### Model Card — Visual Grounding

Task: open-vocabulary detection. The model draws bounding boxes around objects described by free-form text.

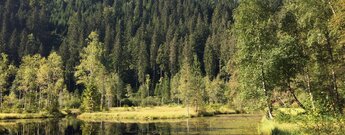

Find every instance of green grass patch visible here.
[300,114,345,135]
[258,116,300,135]
[277,108,305,116]
[259,108,345,134]
[78,106,197,121]
[204,104,237,115]
[77,105,237,121]
[0,113,54,120]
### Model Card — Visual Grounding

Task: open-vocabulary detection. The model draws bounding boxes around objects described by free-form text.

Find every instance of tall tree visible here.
[60,11,84,91]
[290,0,343,114]
[234,0,280,119]
[75,32,106,112]
[36,52,64,113]
[169,33,179,75]
[179,55,204,115]
[0,53,15,109]
[12,55,41,112]
[204,35,217,79]
[105,72,122,109]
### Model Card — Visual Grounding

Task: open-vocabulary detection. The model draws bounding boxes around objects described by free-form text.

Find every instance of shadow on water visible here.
[0,114,262,135]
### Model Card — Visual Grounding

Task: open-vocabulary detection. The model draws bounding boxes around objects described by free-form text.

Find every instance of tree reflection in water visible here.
[0,114,261,135]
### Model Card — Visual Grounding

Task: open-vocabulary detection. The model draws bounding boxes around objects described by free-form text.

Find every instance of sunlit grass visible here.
[258,108,304,135]
[78,105,238,121]
[277,108,305,116]
[258,116,300,135]
[0,113,52,120]
[204,105,237,115]
[78,106,198,121]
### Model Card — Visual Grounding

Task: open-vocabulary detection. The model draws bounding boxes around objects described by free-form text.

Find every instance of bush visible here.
[120,98,134,106]
[1,94,21,113]
[301,115,345,135]
[59,90,81,109]
[275,111,294,122]
[275,108,305,123]
[128,98,141,106]
[140,97,161,107]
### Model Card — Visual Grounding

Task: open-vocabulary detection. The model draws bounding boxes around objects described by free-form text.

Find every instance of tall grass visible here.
[258,117,300,135]
[78,106,197,121]
[78,105,238,121]
[0,113,53,120]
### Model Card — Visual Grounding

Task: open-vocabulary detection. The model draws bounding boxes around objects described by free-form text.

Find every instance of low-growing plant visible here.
[140,97,161,107]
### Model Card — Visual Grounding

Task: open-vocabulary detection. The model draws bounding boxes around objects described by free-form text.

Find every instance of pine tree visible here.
[179,55,204,114]
[8,29,19,63]
[169,33,179,75]
[105,73,122,109]
[204,36,217,79]
[0,53,16,109]
[60,11,84,91]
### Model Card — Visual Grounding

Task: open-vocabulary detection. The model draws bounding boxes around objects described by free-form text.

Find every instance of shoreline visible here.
[0,113,55,120]
[77,106,237,121]
[0,106,238,121]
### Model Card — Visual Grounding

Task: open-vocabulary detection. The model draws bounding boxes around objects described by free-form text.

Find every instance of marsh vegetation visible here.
[0,0,345,134]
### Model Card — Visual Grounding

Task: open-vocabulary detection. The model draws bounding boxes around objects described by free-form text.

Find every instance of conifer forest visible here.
[0,0,345,134]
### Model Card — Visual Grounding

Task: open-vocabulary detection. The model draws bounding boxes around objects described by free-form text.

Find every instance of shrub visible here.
[140,97,161,107]
[120,98,134,106]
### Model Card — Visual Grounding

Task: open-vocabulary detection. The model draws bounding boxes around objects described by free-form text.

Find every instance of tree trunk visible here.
[260,56,273,119]
[24,93,27,110]
[153,66,156,95]
[262,69,273,119]
[46,92,49,110]
[305,70,315,110]
[101,92,104,111]
[38,91,41,109]
[187,96,190,117]
[287,82,305,109]
[0,91,2,109]
[187,102,190,117]
[277,96,286,107]
[195,100,198,113]
[326,33,342,114]
[101,75,105,111]
[19,91,23,108]
[107,95,111,109]
[186,118,190,133]
[262,76,272,116]
[259,44,273,119]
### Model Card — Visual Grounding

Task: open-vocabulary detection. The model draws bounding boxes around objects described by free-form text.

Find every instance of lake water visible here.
[0,114,262,135]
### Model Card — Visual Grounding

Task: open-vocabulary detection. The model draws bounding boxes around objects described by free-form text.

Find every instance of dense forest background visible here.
[0,0,344,116]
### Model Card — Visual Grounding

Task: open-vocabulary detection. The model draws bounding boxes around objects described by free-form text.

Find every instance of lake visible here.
[0,114,262,135]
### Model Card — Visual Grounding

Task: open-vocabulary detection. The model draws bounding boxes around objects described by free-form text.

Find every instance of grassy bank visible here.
[0,113,54,120]
[258,117,300,135]
[78,106,197,121]
[258,108,304,134]
[257,108,345,135]
[78,105,237,121]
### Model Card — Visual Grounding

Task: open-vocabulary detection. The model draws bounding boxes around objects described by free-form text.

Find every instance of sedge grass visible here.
[78,106,197,121]
[0,113,53,120]
[78,105,236,121]
[258,116,300,135]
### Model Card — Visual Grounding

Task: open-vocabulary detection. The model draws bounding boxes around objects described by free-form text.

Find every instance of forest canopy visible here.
[0,0,344,117]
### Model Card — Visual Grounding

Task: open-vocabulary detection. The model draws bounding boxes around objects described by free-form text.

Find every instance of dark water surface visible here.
[0,114,261,135]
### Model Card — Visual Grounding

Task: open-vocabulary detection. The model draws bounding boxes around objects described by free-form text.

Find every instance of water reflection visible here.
[0,114,261,135]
